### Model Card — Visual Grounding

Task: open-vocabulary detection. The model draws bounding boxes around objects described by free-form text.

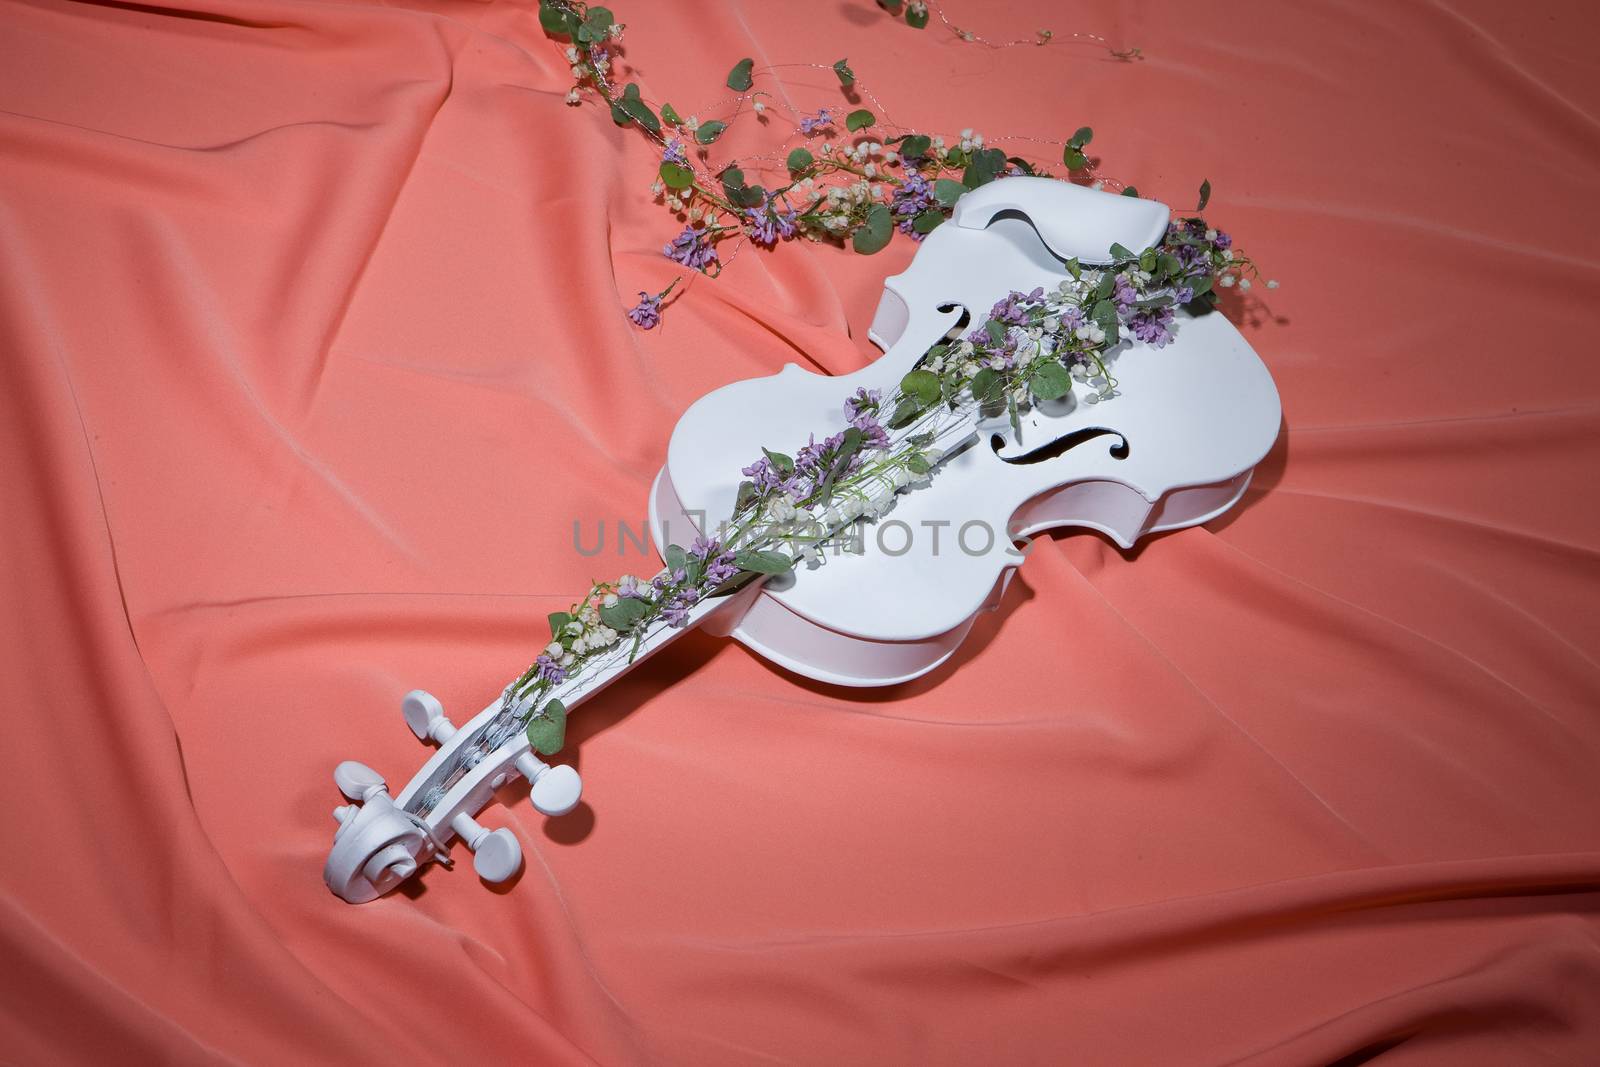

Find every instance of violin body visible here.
[652,177,1281,686]
[324,177,1280,903]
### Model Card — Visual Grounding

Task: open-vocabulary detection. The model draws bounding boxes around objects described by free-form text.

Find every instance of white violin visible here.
[324,177,1281,903]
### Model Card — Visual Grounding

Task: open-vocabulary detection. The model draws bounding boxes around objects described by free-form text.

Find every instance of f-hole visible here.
[911,303,972,371]
[990,428,1131,464]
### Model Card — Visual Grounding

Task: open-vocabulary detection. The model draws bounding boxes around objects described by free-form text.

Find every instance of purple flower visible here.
[744,206,777,246]
[1170,284,1194,305]
[704,551,739,586]
[662,139,689,166]
[689,535,720,559]
[891,172,936,238]
[627,290,663,329]
[660,587,701,627]
[843,387,882,421]
[618,575,646,598]
[1129,306,1176,348]
[798,107,834,135]
[1057,304,1086,330]
[663,226,719,271]
[1213,230,1233,251]
[741,456,783,491]
[1113,274,1139,310]
[535,653,566,685]
[988,287,1043,326]
[774,207,799,240]
[850,412,890,450]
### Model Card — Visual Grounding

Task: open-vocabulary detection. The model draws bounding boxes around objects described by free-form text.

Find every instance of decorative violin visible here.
[323,177,1281,903]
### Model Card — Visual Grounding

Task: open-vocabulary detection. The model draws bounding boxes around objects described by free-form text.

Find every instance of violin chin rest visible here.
[952,176,1171,264]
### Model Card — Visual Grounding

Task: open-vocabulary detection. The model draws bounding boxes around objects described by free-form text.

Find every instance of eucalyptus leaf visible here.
[695,120,727,145]
[665,544,686,572]
[548,611,570,641]
[526,699,567,755]
[617,91,660,134]
[733,549,795,575]
[833,58,855,86]
[962,147,1007,188]
[901,369,941,404]
[599,597,648,631]
[933,178,968,207]
[1062,146,1087,170]
[1068,126,1093,149]
[659,161,693,189]
[907,453,931,474]
[727,58,754,92]
[985,319,1008,345]
[1196,178,1212,212]
[786,147,814,174]
[970,368,1002,404]
[1109,242,1134,262]
[538,1,579,36]
[846,109,875,132]
[911,208,943,235]
[887,397,926,429]
[1029,361,1073,401]
[762,447,795,475]
[1121,185,1140,198]
[906,3,928,27]
[851,203,893,255]
[661,102,682,126]
[900,134,931,158]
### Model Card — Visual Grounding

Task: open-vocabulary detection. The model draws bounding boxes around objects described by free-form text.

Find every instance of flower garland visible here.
[535,1,1226,330]
[503,219,1258,759]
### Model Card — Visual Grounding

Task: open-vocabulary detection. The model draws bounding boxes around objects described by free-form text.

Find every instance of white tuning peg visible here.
[402,689,456,745]
[449,813,522,883]
[334,760,389,802]
[515,753,583,817]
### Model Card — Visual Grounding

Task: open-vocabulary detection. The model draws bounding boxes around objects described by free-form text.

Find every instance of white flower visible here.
[768,497,797,523]
[1219,274,1235,287]
[545,642,562,658]
[753,101,766,113]
[1205,228,1217,241]
[572,633,590,654]
[565,88,581,106]
[863,163,877,178]
[1070,363,1088,380]
[1075,322,1106,345]
[841,497,865,521]
[570,65,585,79]
[579,604,600,626]
[560,651,576,666]
[563,621,584,637]
[565,46,579,62]
[608,23,623,40]
[1266,279,1280,289]
[925,447,944,464]
[1238,278,1252,291]
[1222,249,1234,262]
[593,625,619,647]
[890,467,911,489]
[686,115,700,130]
[650,179,664,196]
[602,592,619,607]
[1090,180,1105,191]
[883,150,898,165]
[870,492,894,515]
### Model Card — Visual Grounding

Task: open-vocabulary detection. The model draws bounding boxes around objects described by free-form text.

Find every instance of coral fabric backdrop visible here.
[3,0,1599,1062]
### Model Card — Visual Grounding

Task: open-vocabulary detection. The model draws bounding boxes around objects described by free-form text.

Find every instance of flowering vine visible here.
[536,1,1198,329]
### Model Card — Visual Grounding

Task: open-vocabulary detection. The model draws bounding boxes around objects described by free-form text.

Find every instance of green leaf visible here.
[1068,126,1093,149]
[610,101,630,126]
[1121,186,1140,198]
[833,58,855,87]
[1091,298,1119,332]
[1007,156,1036,176]
[901,369,941,404]
[1029,361,1073,400]
[1139,247,1157,272]
[695,120,727,145]
[851,202,893,255]
[876,0,904,12]
[906,453,931,474]
[1196,178,1211,212]
[1062,146,1087,170]
[659,161,693,189]
[911,208,944,235]
[985,319,1008,345]
[886,397,926,429]
[786,147,814,174]
[727,58,754,91]
[735,480,759,513]
[962,147,1007,188]
[970,368,1003,404]
[846,109,875,132]
[538,1,580,36]
[599,596,649,631]
[526,699,567,755]
[665,544,686,572]
[933,178,968,207]
[616,89,660,134]
[1065,257,1082,280]
[906,3,929,27]
[733,549,794,575]
[548,611,571,641]
[1109,242,1134,262]
[900,134,931,158]
[1187,274,1214,301]
[762,447,795,475]
[661,102,682,126]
